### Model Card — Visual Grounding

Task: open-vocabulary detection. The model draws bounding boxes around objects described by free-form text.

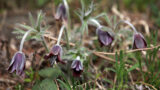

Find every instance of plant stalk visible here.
[57,25,65,45]
[64,28,70,49]
[89,18,102,28]
[89,18,102,34]
[19,30,32,52]
[115,20,138,33]
[41,36,49,52]
[63,0,71,49]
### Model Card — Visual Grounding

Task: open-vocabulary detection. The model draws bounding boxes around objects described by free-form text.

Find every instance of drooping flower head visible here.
[97,28,114,47]
[8,51,25,77]
[133,33,147,49]
[55,3,67,24]
[71,56,83,77]
[44,45,65,65]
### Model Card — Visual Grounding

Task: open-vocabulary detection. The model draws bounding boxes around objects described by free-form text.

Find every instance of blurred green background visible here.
[0,0,159,11]
[0,0,159,27]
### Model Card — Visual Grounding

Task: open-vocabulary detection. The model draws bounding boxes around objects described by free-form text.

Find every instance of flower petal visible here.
[98,29,114,46]
[8,52,26,77]
[51,45,62,55]
[133,33,147,49]
[71,60,78,69]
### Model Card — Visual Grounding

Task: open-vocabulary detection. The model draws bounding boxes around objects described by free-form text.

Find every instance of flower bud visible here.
[8,51,25,77]
[133,33,147,49]
[44,45,65,65]
[55,3,67,23]
[71,58,83,77]
[97,28,114,47]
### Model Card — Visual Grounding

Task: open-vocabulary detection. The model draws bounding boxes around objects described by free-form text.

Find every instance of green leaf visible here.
[81,0,85,13]
[36,11,45,30]
[24,78,32,82]
[104,67,116,72]
[37,0,50,7]
[104,78,113,85]
[41,25,50,31]
[127,63,139,72]
[53,0,62,6]
[13,27,26,35]
[57,79,71,90]
[29,12,35,27]
[95,12,112,27]
[80,21,87,35]
[17,24,37,31]
[32,79,57,90]
[38,67,61,79]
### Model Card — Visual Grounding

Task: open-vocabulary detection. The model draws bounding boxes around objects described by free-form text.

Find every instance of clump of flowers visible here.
[8,0,148,82]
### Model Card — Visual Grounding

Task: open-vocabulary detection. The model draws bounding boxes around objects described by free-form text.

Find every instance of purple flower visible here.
[71,59,83,77]
[44,45,65,65]
[133,33,147,49]
[97,28,114,47]
[55,3,67,23]
[8,51,25,77]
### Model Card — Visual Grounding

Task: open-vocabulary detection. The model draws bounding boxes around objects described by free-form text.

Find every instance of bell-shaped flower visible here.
[71,57,83,77]
[133,33,147,49]
[8,51,25,77]
[44,45,65,65]
[55,3,67,23]
[97,28,114,47]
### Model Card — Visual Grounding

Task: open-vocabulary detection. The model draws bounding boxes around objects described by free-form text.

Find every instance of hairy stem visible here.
[89,18,102,28]
[89,18,102,34]
[63,0,71,49]
[64,28,70,49]
[63,0,71,28]
[57,25,65,45]
[19,30,32,52]
[115,20,138,33]
[41,36,49,52]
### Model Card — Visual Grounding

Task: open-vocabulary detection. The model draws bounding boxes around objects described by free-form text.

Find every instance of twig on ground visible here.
[135,82,157,90]
[55,80,59,90]
[95,45,160,55]
[0,78,16,84]
[91,50,147,72]
[44,34,75,46]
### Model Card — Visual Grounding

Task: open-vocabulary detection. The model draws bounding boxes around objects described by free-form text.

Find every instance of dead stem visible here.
[95,45,160,55]
[136,82,157,90]
[55,80,60,90]
[44,34,75,46]
[0,78,16,84]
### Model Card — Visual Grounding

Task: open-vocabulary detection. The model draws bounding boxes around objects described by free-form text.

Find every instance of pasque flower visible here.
[44,25,66,65]
[133,33,147,49]
[71,56,83,77]
[55,3,67,23]
[115,20,147,49]
[8,51,25,77]
[7,30,32,77]
[97,28,114,47]
[44,45,65,65]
